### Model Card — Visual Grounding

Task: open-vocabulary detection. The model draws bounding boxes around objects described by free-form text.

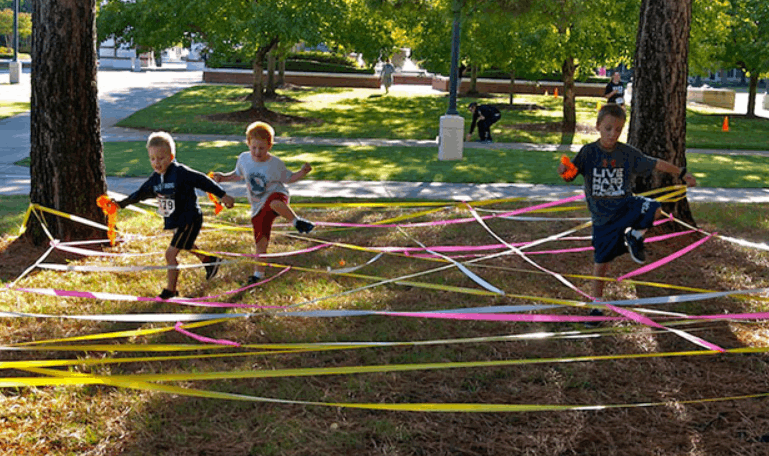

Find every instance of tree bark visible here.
[508,69,515,105]
[747,72,758,118]
[265,50,276,98]
[249,37,278,110]
[27,0,106,245]
[628,0,695,225]
[561,56,576,130]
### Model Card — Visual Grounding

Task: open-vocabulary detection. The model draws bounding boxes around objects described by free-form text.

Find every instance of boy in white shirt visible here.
[212,121,314,284]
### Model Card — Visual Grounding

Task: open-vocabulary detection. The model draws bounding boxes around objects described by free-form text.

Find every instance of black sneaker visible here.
[247,274,263,285]
[158,288,178,300]
[204,256,221,280]
[294,218,315,234]
[624,230,646,264]
[585,308,604,328]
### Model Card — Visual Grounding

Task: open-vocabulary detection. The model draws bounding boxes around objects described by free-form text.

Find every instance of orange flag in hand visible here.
[207,172,224,215]
[96,195,119,246]
[560,155,578,180]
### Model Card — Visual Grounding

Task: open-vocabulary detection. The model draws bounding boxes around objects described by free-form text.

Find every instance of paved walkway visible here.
[2,68,769,202]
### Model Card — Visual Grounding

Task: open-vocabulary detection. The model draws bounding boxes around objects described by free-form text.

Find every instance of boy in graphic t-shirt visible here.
[212,121,314,284]
[557,104,696,301]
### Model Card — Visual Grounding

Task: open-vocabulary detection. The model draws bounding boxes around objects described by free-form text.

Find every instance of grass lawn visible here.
[116,85,615,145]
[91,140,769,188]
[1,196,768,455]
[0,101,29,120]
[115,85,769,150]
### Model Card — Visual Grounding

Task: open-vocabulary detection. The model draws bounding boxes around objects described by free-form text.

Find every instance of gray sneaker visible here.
[624,230,646,263]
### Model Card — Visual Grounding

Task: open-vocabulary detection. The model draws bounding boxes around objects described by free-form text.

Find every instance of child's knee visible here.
[165,247,179,264]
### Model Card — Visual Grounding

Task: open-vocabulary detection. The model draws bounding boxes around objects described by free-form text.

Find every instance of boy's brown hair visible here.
[146,131,176,159]
[246,121,275,146]
[597,103,626,126]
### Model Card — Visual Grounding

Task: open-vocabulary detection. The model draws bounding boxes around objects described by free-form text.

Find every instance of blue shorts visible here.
[592,196,660,264]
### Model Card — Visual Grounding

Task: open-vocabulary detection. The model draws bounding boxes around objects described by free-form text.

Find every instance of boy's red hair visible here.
[246,121,275,146]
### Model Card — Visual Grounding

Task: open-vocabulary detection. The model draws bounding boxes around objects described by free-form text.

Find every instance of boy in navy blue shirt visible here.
[113,132,235,299]
[558,104,696,300]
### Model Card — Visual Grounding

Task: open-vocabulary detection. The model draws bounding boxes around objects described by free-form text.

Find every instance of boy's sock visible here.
[294,218,315,234]
[630,229,646,239]
[247,271,265,285]
[203,255,221,280]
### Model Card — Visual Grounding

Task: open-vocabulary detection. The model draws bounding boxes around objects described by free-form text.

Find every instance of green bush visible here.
[207,50,373,74]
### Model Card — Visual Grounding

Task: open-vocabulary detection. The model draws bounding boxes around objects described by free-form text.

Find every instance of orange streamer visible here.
[96,195,118,246]
[559,155,578,180]
[207,172,224,215]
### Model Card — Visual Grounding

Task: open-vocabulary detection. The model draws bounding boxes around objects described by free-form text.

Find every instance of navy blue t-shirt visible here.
[117,161,227,230]
[571,141,657,226]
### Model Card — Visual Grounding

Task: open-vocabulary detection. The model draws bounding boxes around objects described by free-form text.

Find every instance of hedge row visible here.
[207,50,373,74]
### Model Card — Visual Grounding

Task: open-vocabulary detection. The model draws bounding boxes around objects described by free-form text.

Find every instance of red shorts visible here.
[251,192,289,243]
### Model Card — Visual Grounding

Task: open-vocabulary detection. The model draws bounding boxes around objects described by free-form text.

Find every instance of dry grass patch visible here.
[1,199,769,455]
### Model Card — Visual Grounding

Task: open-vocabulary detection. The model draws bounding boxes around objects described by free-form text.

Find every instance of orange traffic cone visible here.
[722,116,729,132]
[554,87,559,98]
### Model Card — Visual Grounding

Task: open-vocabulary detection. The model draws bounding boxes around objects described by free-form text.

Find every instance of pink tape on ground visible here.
[617,234,713,282]
[174,322,241,347]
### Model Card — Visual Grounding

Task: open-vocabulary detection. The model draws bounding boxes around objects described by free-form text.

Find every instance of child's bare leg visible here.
[269,199,298,223]
[165,246,181,292]
[592,262,609,300]
[254,236,270,277]
[189,244,209,262]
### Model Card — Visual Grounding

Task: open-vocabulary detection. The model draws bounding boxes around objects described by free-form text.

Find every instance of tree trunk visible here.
[508,69,515,105]
[747,72,758,118]
[265,50,276,98]
[278,57,286,87]
[249,38,278,110]
[27,0,106,245]
[561,56,576,131]
[628,0,694,225]
[469,65,478,94]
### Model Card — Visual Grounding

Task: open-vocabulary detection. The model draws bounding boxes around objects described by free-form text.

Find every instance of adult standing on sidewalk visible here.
[466,102,501,143]
[604,72,626,106]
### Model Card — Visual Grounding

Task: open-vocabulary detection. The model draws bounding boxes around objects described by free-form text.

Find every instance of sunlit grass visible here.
[0,101,29,120]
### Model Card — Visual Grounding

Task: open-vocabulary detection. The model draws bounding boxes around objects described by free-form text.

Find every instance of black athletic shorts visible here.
[169,213,203,250]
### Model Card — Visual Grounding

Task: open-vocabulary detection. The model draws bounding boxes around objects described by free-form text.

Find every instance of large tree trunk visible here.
[747,72,758,118]
[265,49,276,99]
[27,0,106,245]
[628,0,695,225]
[561,56,577,131]
[249,38,278,110]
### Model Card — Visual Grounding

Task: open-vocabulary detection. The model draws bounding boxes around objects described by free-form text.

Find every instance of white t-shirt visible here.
[234,152,293,218]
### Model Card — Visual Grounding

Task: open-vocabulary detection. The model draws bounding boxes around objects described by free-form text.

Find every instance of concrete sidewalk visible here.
[2,69,769,202]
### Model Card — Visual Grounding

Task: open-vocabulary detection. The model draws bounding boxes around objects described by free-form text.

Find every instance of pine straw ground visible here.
[1,199,769,456]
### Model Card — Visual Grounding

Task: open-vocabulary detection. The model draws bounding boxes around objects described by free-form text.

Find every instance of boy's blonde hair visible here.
[246,121,275,146]
[146,132,176,159]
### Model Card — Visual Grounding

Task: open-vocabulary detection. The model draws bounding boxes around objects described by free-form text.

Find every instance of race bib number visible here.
[157,195,176,217]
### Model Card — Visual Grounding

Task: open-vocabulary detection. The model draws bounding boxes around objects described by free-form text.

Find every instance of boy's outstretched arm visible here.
[655,160,697,187]
[287,163,312,184]
[211,171,243,183]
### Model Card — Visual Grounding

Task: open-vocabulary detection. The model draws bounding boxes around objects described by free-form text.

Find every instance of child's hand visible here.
[559,155,578,181]
[301,163,312,174]
[683,173,697,187]
[221,195,235,209]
